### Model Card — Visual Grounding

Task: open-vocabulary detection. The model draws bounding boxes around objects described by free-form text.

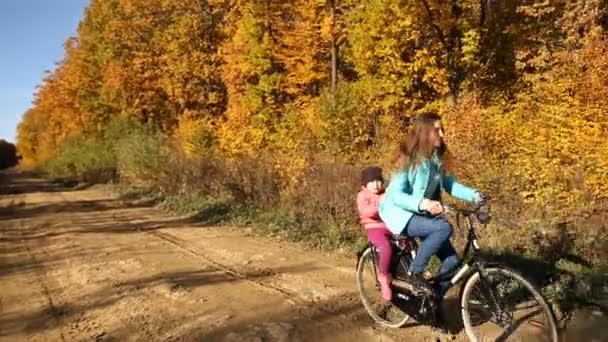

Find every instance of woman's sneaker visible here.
[377,273,393,301]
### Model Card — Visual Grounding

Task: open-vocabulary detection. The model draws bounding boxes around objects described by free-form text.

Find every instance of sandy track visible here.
[0,173,449,342]
[1,172,605,341]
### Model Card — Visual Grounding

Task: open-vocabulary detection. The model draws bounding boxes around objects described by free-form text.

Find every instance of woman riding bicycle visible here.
[360,113,558,340]
[379,112,485,292]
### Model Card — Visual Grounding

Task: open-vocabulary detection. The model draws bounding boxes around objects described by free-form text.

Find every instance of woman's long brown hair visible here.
[391,112,449,172]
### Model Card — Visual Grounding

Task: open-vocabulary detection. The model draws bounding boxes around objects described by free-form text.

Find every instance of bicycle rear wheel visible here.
[461,266,558,342]
[356,247,410,328]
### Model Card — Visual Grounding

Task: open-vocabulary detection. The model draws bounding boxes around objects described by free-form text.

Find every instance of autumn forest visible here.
[15,0,608,265]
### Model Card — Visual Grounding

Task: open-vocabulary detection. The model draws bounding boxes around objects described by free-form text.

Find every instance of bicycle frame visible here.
[446,207,507,320]
[425,206,491,289]
[363,238,417,284]
[362,203,492,294]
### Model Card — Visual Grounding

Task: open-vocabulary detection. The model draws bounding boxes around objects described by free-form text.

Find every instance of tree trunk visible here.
[447,0,463,99]
[330,0,338,93]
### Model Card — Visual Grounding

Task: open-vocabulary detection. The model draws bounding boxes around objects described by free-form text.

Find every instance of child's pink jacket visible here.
[356,187,390,230]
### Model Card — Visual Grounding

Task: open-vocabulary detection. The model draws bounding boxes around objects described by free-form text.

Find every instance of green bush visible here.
[43,135,115,182]
[41,117,166,184]
[114,126,167,190]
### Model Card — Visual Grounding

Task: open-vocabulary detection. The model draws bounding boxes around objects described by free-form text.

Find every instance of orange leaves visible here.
[273,0,331,98]
[13,0,608,223]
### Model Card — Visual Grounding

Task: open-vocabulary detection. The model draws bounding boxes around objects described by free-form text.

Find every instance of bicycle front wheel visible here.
[461,266,558,342]
[356,247,410,328]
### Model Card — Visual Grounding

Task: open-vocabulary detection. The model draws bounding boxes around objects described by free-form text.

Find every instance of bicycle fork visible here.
[476,265,510,325]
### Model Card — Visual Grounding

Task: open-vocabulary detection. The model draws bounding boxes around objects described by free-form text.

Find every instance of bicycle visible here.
[355,201,559,341]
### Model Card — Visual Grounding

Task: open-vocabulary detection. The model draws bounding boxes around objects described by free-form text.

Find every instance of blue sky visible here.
[0,0,89,143]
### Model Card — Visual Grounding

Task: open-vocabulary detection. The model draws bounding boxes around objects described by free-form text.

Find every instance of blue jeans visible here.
[403,215,460,278]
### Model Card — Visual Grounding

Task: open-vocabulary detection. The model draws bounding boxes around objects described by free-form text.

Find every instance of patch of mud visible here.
[563,308,608,342]
[53,258,143,288]
[243,253,269,265]
[66,313,109,342]
[155,282,191,300]
[223,322,299,342]
[276,273,344,302]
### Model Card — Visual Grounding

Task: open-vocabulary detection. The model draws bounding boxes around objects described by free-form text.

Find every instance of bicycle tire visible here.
[460,266,559,342]
[356,247,410,328]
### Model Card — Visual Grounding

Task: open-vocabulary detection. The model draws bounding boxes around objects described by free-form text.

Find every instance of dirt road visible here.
[0,172,605,341]
[0,172,450,342]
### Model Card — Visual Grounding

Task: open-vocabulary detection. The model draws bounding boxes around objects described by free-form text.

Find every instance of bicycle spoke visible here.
[461,268,558,342]
[496,308,545,341]
[356,248,410,328]
[467,286,493,326]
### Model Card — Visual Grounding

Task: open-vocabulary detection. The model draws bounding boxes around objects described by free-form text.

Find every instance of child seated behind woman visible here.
[356,166,393,301]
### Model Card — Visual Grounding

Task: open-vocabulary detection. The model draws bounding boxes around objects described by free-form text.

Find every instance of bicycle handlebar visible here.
[441,194,491,224]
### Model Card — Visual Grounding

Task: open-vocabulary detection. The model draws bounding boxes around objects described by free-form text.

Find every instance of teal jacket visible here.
[379,156,478,235]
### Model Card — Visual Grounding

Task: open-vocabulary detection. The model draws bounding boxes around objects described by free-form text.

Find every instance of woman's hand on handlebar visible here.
[474,192,489,207]
[420,199,444,215]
